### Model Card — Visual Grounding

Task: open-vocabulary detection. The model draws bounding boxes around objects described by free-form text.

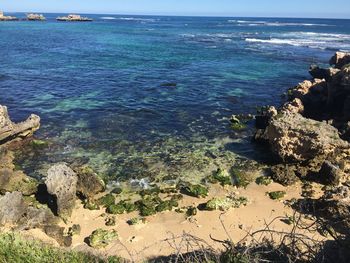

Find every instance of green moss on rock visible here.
[181,184,208,198]
[268,191,286,200]
[255,176,273,186]
[97,194,115,207]
[88,229,118,249]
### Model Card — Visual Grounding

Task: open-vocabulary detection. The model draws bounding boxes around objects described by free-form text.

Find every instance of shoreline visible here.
[1,51,350,262]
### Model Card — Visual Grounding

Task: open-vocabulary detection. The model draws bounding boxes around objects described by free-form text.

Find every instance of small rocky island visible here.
[0,11,18,21]
[26,13,45,21]
[56,14,93,22]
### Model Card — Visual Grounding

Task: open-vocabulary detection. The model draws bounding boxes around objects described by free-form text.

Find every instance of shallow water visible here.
[1,14,350,184]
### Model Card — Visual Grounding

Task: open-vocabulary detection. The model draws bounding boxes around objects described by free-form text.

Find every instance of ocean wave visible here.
[245,32,350,51]
[117,17,157,22]
[228,19,331,27]
[100,16,116,20]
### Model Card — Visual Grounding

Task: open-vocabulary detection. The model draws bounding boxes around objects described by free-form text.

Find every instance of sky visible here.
[1,0,350,18]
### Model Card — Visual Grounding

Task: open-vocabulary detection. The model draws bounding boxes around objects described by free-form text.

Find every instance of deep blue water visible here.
[1,14,350,184]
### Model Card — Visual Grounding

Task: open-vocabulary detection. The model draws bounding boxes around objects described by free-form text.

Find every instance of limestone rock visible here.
[330,51,350,69]
[0,105,40,145]
[0,192,26,226]
[75,166,105,200]
[45,164,78,218]
[319,161,342,185]
[280,98,304,114]
[44,225,72,247]
[0,151,38,196]
[267,112,348,162]
[270,164,300,186]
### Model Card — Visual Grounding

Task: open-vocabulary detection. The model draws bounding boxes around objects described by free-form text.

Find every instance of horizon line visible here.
[3,10,350,20]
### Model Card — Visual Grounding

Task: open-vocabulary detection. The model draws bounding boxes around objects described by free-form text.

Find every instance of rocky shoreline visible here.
[0,52,350,262]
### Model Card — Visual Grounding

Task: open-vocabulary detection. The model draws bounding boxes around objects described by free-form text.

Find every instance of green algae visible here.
[268,191,286,200]
[255,176,273,186]
[205,196,248,211]
[212,168,232,186]
[127,217,147,226]
[88,229,118,249]
[83,200,100,210]
[231,168,251,188]
[181,183,209,198]
[106,200,137,215]
[97,194,115,207]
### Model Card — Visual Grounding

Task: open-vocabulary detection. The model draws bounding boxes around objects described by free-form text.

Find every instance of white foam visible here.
[228,19,331,27]
[118,17,157,22]
[100,16,116,20]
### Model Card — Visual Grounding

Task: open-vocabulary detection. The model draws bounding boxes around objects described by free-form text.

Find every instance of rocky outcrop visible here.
[0,11,18,21]
[26,14,45,21]
[255,52,350,185]
[0,191,56,228]
[45,164,78,219]
[0,105,40,145]
[266,111,347,162]
[330,52,350,69]
[56,14,93,22]
[75,166,105,200]
[0,150,38,195]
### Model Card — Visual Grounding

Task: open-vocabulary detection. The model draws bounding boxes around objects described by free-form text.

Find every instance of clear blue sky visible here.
[2,0,350,18]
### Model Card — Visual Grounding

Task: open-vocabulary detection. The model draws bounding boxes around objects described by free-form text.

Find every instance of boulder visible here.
[44,225,72,247]
[45,164,78,219]
[270,164,300,186]
[266,112,348,162]
[0,105,40,145]
[74,166,105,200]
[319,161,342,185]
[330,52,350,69]
[0,192,27,226]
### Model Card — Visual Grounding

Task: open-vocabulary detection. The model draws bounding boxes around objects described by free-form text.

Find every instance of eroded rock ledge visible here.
[0,105,40,145]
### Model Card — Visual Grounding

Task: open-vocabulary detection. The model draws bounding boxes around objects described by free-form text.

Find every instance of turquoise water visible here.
[1,14,350,184]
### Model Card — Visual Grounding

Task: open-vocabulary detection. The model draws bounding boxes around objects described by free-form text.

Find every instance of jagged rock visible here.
[280,98,304,114]
[267,112,348,162]
[0,192,27,226]
[319,161,342,185]
[0,151,38,195]
[0,105,40,145]
[45,164,78,218]
[0,191,57,229]
[270,164,300,186]
[330,52,350,69]
[75,166,105,200]
[44,225,72,247]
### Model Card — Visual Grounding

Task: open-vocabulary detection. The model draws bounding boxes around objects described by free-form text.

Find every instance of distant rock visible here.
[0,105,40,145]
[45,164,78,219]
[56,14,93,22]
[0,11,18,21]
[26,13,46,21]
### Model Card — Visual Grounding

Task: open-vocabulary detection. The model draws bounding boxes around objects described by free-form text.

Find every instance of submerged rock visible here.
[0,105,40,145]
[45,164,78,219]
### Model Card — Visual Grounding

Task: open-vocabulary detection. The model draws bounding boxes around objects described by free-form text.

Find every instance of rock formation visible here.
[56,14,93,22]
[26,13,46,21]
[0,11,18,21]
[45,164,78,219]
[0,105,40,145]
[255,52,350,185]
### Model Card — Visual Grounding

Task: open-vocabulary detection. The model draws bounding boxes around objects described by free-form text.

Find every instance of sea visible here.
[1,14,350,187]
